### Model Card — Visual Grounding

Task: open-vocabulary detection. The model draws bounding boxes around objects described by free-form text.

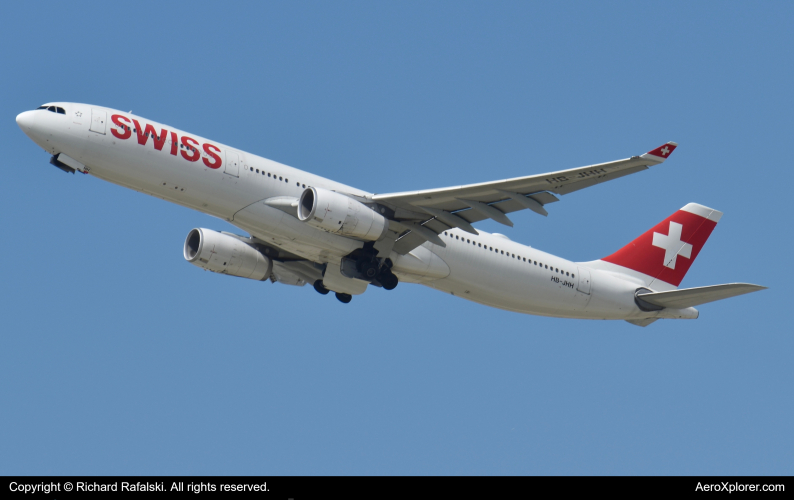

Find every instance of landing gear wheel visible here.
[364,264,378,279]
[335,292,352,303]
[380,272,399,290]
[313,280,330,295]
[357,260,379,280]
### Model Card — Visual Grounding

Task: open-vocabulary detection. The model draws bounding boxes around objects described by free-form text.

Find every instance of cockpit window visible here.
[36,105,65,114]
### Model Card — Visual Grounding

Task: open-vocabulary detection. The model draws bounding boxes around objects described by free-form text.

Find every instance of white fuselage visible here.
[17,103,687,322]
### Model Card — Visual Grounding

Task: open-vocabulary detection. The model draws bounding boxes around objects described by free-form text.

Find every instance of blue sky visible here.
[1,1,791,475]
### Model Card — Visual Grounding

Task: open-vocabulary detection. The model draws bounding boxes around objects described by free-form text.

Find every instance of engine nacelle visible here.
[183,228,272,281]
[297,187,387,241]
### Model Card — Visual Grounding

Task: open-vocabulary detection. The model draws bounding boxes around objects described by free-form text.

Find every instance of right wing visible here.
[370,142,679,254]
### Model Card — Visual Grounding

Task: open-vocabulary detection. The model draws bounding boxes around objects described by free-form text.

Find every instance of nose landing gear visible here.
[335,292,352,303]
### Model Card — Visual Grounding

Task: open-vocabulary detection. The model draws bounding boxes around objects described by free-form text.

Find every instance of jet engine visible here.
[183,228,272,281]
[297,187,388,241]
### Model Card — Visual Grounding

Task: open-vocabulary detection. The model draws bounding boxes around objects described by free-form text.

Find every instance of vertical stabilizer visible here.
[600,203,722,288]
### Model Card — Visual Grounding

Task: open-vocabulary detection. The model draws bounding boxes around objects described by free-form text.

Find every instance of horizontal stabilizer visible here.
[636,283,766,309]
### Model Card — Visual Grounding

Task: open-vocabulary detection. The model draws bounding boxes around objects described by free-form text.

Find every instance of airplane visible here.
[16,102,765,327]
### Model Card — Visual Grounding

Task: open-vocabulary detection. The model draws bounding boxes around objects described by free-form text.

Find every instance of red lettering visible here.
[170,131,178,156]
[202,143,222,169]
[181,136,200,162]
[110,115,131,140]
[131,119,168,151]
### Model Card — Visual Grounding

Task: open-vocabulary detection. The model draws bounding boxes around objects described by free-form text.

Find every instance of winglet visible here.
[640,141,678,162]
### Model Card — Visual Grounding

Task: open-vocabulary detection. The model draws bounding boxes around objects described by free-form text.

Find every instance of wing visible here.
[371,142,678,254]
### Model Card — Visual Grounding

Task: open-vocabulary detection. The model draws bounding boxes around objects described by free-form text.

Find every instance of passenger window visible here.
[572,274,575,278]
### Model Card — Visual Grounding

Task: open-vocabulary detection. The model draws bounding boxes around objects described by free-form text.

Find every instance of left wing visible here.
[371,142,678,254]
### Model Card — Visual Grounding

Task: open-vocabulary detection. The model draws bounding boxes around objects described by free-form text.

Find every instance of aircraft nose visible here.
[16,110,36,130]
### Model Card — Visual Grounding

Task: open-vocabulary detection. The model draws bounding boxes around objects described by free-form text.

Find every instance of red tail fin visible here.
[601,203,722,287]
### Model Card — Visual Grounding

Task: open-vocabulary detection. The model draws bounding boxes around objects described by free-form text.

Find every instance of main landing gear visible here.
[314,280,352,303]
[355,252,398,291]
[313,280,330,295]
[313,250,400,304]
[313,280,351,303]
[378,270,398,290]
[357,260,379,280]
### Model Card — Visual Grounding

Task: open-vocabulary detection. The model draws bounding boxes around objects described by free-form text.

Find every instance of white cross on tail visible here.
[652,221,692,269]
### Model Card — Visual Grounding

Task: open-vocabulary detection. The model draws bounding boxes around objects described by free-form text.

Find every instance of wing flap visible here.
[393,231,429,255]
[636,283,767,309]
